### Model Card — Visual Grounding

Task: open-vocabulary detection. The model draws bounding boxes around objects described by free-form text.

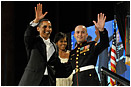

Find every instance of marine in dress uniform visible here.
[68,13,109,86]
[69,29,109,86]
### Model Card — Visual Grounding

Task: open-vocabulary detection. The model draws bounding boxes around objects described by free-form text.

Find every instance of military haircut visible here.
[74,25,87,32]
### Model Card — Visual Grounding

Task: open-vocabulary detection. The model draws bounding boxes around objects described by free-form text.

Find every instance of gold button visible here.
[78,47,80,49]
[76,65,78,68]
[76,68,79,73]
[76,61,78,64]
[84,53,86,55]
[76,57,78,60]
[77,50,79,52]
[77,54,79,56]
[70,58,72,60]
[89,74,92,76]
[87,49,89,51]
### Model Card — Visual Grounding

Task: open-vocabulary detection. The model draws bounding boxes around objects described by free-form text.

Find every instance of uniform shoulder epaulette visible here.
[95,42,97,46]
[87,41,93,44]
[92,41,97,46]
[87,41,96,44]
[87,41,97,47]
[87,41,93,43]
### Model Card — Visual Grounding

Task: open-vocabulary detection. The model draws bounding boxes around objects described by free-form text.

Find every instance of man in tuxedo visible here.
[19,3,71,86]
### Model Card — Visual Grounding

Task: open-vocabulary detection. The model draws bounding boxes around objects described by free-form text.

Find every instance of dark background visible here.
[1,1,129,86]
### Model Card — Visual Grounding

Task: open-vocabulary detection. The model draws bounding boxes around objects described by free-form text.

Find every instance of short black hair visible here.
[37,19,50,27]
[54,32,67,43]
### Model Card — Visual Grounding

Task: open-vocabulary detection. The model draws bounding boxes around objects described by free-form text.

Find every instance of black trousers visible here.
[39,75,50,86]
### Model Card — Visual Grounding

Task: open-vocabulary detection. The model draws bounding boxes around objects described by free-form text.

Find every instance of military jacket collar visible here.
[75,41,93,49]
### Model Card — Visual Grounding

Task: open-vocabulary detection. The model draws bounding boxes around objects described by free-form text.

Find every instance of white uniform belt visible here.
[73,65,95,74]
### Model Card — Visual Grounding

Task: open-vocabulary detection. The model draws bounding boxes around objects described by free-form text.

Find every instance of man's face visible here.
[37,21,52,40]
[74,25,88,44]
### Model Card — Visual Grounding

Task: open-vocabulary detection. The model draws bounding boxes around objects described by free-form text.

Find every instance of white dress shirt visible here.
[42,38,55,75]
[30,20,39,27]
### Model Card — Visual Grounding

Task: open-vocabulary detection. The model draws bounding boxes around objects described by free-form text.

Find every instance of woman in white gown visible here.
[54,32,73,86]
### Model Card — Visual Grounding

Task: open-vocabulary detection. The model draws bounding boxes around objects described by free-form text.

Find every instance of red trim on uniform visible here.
[76,73,79,86]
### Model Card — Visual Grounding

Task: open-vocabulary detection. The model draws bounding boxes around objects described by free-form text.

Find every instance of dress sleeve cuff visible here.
[30,20,39,27]
[99,28,107,34]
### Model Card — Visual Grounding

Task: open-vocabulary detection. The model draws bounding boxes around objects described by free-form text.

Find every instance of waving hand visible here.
[34,3,48,23]
[93,13,106,31]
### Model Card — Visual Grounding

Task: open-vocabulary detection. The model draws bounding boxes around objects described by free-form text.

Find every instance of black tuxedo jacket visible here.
[19,25,71,86]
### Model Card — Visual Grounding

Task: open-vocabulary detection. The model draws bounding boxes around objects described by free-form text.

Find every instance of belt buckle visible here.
[75,68,80,73]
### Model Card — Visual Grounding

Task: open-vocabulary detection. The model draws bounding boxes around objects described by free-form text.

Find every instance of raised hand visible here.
[34,3,48,23]
[93,13,106,31]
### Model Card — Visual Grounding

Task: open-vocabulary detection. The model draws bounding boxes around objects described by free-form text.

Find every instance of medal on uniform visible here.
[80,47,84,51]
[84,45,90,50]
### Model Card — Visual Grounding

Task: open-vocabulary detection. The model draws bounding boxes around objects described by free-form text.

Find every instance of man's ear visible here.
[86,33,88,38]
[56,42,58,46]
[74,33,76,39]
[37,27,40,32]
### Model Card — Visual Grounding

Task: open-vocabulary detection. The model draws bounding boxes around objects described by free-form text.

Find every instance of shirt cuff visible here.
[30,20,39,27]
[99,28,107,34]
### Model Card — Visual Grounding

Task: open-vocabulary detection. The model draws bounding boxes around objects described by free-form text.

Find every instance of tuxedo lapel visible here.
[48,41,57,62]
[37,36,47,62]
[37,37,57,62]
